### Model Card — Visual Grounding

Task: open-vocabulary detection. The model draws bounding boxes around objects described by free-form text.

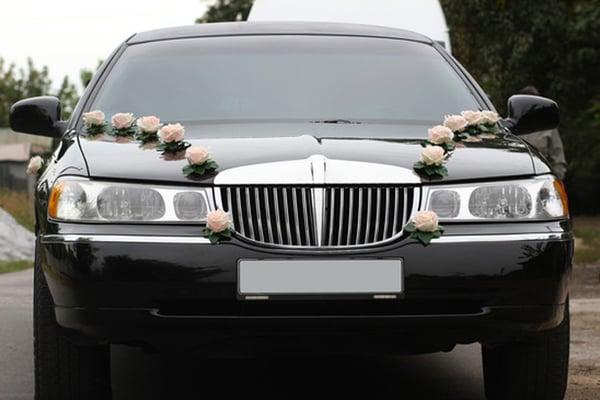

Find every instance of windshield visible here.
[90,35,480,131]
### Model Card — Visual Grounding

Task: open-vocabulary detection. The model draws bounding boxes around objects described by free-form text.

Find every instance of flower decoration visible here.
[26,156,45,176]
[156,123,190,153]
[203,209,233,244]
[443,114,468,133]
[425,125,455,152]
[82,110,106,134]
[413,145,448,178]
[111,112,136,136]
[404,211,444,245]
[182,145,219,177]
[461,110,502,137]
[135,115,162,142]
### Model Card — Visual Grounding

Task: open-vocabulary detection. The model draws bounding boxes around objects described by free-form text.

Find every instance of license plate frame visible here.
[237,259,403,300]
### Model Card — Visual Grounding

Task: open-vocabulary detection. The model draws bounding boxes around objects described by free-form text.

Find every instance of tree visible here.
[196,0,253,23]
[440,0,600,213]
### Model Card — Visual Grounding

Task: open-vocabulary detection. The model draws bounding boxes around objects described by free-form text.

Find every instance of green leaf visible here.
[404,223,416,232]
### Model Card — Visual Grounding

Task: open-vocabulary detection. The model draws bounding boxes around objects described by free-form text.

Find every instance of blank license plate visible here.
[238,259,403,296]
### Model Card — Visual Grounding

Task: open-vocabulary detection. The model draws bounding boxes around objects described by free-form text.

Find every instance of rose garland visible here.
[82,111,219,178]
[413,110,502,179]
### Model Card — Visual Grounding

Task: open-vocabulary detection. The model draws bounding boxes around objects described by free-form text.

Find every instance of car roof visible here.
[127,21,433,45]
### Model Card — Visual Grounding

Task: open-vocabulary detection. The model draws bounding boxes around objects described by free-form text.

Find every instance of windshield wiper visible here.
[310,119,362,124]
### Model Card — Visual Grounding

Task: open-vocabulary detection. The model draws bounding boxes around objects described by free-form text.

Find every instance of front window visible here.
[90,35,480,137]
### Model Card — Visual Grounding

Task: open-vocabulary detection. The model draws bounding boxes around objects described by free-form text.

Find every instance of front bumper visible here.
[39,222,572,351]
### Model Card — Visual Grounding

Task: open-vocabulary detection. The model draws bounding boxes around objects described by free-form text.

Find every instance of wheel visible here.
[34,240,112,400]
[482,304,570,400]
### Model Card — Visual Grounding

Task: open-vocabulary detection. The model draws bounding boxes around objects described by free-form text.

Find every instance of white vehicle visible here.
[248,0,452,52]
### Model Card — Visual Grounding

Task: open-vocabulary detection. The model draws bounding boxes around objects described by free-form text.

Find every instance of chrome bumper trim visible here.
[40,232,569,245]
[432,232,570,244]
[40,234,211,244]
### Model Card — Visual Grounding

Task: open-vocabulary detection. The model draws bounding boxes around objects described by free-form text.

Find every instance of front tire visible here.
[482,305,570,400]
[34,242,112,400]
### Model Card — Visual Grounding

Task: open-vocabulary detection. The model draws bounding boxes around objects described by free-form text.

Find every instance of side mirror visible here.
[9,96,65,137]
[502,95,559,135]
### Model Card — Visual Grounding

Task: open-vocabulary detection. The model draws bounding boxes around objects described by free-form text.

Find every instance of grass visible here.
[573,216,600,265]
[0,190,35,232]
[0,260,33,274]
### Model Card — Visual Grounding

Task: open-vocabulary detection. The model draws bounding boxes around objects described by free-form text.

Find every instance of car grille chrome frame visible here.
[216,186,419,248]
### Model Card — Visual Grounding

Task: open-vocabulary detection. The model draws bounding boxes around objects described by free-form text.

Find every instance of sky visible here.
[0,0,208,90]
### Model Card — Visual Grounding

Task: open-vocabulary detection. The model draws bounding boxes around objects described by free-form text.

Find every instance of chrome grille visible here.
[219,186,415,248]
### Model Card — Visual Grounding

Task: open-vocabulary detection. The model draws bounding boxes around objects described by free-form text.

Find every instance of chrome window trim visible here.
[39,232,570,245]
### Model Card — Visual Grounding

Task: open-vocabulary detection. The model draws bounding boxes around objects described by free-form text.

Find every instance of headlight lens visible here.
[426,176,568,221]
[48,178,212,223]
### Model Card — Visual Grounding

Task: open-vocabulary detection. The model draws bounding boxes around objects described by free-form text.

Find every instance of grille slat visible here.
[221,186,413,248]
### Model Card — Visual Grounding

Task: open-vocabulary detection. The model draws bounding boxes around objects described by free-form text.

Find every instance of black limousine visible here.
[10,22,572,400]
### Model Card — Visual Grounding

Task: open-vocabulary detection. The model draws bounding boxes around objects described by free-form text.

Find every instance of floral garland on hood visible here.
[413,110,502,179]
[70,109,503,245]
[82,111,218,178]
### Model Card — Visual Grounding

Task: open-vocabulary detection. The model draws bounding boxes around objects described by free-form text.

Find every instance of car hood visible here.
[77,122,540,185]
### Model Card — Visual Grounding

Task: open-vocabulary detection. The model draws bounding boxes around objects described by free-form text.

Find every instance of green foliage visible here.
[0,57,103,128]
[196,0,253,23]
[0,190,34,231]
[182,159,219,177]
[413,161,448,179]
[0,57,51,127]
[404,223,444,246]
[440,0,600,213]
[203,227,232,244]
[0,260,33,274]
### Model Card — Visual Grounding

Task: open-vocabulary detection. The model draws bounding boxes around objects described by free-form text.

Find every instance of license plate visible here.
[238,259,403,297]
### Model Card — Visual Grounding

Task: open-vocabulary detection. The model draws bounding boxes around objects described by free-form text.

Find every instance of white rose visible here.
[206,209,232,233]
[185,145,211,165]
[111,112,135,129]
[428,125,454,145]
[461,110,485,126]
[420,145,446,166]
[412,211,439,233]
[158,123,185,143]
[26,156,43,176]
[82,110,105,127]
[136,116,161,133]
[481,110,501,124]
[443,114,468,132]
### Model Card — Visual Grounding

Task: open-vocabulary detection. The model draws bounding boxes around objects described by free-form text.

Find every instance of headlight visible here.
[425,175,568,221]
[48,178,213,223]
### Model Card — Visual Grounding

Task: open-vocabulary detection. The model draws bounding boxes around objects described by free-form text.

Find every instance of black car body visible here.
[10,22,572,400]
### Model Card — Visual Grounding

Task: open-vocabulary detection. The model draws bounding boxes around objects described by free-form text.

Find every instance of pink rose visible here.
[158,123,185,143]
[428,125,454,145]
[185,145,211,165]
[26,156,43,175]
[83,110,105,127]
[412,211,439,233]
[136,116,161,133]
[481,110,501,124]
[206,209,232,233]
[443,114,468,132]
[461,110,485,126]
[111,112,135,129]
[421,145,446,166]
